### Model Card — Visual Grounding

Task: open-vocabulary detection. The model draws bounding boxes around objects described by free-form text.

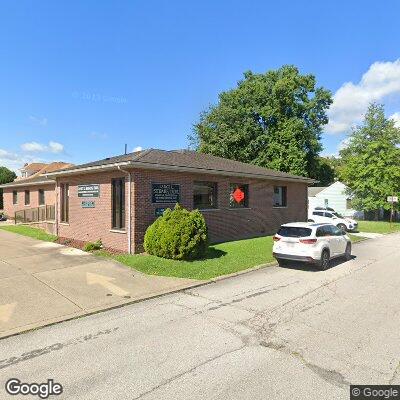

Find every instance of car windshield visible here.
[277,227,312,238]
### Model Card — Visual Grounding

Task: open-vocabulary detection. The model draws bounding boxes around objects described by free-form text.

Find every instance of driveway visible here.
[0,232,399,399]
[0,230,200,338]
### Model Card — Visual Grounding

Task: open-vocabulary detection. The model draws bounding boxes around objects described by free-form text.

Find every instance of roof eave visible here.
[0,180,55,189]
[45,161,132,177]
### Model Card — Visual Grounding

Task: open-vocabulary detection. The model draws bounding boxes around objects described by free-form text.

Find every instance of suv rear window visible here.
[277,227,312,237]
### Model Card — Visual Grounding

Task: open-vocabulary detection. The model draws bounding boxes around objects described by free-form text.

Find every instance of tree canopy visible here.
[191,65,332,177]
[339,103,400,213]
[0,166,16,185]
[0,166,16,210]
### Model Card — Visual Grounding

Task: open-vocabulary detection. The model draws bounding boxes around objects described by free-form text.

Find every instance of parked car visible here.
[308,208,358,232]
[0,213,7,221]
[272,222,352,270]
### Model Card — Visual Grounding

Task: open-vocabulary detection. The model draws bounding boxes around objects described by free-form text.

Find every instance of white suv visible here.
[308,209,358,232]
[272,222,352,270]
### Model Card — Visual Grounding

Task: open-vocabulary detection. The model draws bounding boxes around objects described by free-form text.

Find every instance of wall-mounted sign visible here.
[82,200,95,208]
[152,183,180,204]
[78,184,100,198]
[155,207,167,217]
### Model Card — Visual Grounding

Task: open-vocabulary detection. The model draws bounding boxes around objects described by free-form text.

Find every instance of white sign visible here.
[387,196,398,203]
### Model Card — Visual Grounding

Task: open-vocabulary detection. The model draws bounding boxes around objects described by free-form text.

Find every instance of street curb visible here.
[0,235,374,341]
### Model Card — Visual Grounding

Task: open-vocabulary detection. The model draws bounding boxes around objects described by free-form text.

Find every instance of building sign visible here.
[82,200,95,208]
[78,184,100,198]
[155,207,167,217]
[152,183,180,204]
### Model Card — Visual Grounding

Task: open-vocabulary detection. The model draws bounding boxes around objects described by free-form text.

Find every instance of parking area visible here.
[0,230,201,338]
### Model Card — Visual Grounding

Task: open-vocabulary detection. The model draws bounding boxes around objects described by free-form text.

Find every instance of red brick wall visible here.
[57,171,131,252]
[54,168,308,253]
[131,169,308,253]
[3,184,55,218]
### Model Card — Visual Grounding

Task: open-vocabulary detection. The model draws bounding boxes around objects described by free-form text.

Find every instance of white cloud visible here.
[0,149,19,161]
[29,115,48,126]
[48,141,64,153]
[21,141,64,154]
[133,146,143,152]
[390,112,400,128]
[21,142,47,152]
[0,150,48,173]
[326,59,400,134]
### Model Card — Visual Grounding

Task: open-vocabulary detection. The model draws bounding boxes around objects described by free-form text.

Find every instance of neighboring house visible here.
[44,148,314,253]
[308,181,362,218]
[0,162,74,227]
[18,163,48,179]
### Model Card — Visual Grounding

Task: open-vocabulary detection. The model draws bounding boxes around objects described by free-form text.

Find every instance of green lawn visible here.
[348,234,367,243]
[356,221,400,234]
[0,225,58,242]
[96,235,275,280]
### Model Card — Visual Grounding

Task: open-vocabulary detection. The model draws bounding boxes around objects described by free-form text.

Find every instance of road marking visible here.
[0,302,17,323]
[86,272,129,297]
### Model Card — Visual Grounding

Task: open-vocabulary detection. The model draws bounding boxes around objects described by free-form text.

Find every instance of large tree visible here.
[339,103,400,216]
[191,65,332,177]
[0,166,16,210]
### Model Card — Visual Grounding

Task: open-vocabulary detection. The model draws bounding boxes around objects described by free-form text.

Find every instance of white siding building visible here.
[308,181,362,217]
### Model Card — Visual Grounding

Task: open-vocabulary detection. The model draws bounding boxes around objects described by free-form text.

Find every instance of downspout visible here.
[118,166,132,254]
[54,178,59,236]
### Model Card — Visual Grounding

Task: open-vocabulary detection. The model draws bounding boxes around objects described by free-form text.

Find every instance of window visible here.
[193,181,217,209]
[324,212,333,218]
[39,189,45,206]
[13,190,18,205]
[324,199,329,207]
[25,190,30,206]
[277,227,311,238]
[330,225,343,236]
[316,226,330,237]
[229,184,249,208]
[273,186,287,207]
[112,178,125,230]
[60,183,69,223]
[313,211,324,216]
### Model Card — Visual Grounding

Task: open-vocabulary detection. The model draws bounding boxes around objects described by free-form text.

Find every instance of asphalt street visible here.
[0,233,399,400]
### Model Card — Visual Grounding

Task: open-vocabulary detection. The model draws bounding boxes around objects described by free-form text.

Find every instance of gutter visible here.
[46,161,314,184]
[117,166,132,254]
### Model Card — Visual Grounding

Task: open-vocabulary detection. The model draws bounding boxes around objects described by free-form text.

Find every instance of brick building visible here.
[43,149,313,253]
[0,162,73,229]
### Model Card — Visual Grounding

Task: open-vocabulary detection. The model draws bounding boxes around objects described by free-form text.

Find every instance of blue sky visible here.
[1,0,400,172]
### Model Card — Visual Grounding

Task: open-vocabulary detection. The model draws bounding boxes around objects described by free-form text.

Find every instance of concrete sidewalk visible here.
[0,230,202,338]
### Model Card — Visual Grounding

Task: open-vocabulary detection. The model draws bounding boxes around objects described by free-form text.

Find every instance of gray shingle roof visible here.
[308,186,327,196]
[47,149,314,183]
[0,175,55,188]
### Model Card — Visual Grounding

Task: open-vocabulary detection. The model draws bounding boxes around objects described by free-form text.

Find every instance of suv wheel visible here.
[344,243,352,261]
[337,223,347,232]
[318,249,330,270]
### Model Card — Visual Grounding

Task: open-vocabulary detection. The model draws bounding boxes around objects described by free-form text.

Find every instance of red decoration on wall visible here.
[232,187,245,203]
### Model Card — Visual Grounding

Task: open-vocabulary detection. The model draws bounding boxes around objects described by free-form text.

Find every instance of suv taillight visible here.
[273,236,280,242]
[299,238,317,244]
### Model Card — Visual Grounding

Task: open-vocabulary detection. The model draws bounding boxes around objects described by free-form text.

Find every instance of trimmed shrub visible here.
[83,239,103,252]
[144,204,208,260]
